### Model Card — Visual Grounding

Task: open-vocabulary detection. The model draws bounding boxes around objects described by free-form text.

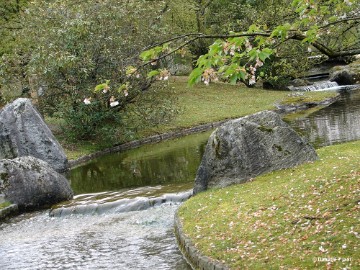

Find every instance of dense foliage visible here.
[142,0,360,88]
[0,0,359,142]
[0,0,177,143]
[0,0,29,57]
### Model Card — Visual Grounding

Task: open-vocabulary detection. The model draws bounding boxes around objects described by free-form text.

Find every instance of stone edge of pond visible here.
[174,210,229,270]
[274,94,340,113]
[68,94,340,169]
[0,204,18,222]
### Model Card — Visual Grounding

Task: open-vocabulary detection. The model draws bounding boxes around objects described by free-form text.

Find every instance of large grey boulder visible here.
[0,156,73,210]
[193,111,318,194]
[0,98,68,172]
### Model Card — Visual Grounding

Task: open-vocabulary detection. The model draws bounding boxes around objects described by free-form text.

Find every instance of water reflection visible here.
[70,132,210,194]
[286,90,360,148]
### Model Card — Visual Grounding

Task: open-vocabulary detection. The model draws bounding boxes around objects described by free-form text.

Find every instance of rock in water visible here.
[0,98,68,172]
[329,60,360,85]
[0,156,73,210]
[193,111,318,194]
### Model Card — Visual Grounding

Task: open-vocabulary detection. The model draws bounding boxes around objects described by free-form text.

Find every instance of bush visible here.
[0,0,175,142]
[57,101,120,142]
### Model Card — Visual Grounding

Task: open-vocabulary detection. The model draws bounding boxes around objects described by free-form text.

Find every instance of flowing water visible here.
[288,80,360,92]
[0,204,191,270]
[1,89,360,270]
[0,132,210,270]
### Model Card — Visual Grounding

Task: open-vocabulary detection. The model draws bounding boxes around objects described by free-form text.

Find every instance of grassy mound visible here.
[178,140,360,269]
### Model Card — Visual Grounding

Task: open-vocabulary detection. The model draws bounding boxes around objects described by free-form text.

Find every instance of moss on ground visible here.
[178,140,360,269]
[0,201,12,209]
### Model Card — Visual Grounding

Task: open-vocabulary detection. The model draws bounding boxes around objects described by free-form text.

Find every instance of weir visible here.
[50,189,193,217]
[288,80,360,92]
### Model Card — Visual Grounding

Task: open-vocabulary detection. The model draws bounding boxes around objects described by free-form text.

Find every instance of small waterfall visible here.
[288,81,360,92]
[49,189,193,217]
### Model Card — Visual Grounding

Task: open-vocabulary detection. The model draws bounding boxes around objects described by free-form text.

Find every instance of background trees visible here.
[0,0,29,57]
[1,0,178,142]
[0,0,359,142]
[145,0,360,88]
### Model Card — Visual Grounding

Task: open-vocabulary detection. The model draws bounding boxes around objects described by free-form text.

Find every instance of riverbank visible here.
[0,203,18,220]
[53,77,338,164]
[175,140,360,270]
[67,92,338,168]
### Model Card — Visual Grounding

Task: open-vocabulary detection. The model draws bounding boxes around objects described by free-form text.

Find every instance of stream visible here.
[286,89,360,147]
[1,89,360,270]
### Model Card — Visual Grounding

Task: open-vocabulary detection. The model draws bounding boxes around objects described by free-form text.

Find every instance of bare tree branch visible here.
[319,16,360,30]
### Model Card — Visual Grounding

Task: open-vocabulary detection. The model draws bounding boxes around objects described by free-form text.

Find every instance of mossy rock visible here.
[330,60,360,85]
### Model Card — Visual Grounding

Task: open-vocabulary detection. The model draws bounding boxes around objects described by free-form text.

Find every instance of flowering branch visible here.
[88,0,359,106]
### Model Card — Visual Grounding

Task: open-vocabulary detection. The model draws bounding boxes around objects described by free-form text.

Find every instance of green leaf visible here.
[208,40,223,56]
[238,69,246,81]
[328,16,338,23]
[248,49,259,61]
[139,50,153,61]
[147,70,160,78]
[229,74,238,85]
[258,48,273,62]
[126,66,137,76]
[117,82,129,93]
[208,53,224,67]
[188,67,204,86]
[94,80,110,93]
[302,26,319,43]
[224,64,236,77]
[248,24,259,33]
[139,46,163,62]
[218,65,229,74]
[162,43,170,52]
[232,37,245,47]
[196,54,211,68]
[271,23,291,40]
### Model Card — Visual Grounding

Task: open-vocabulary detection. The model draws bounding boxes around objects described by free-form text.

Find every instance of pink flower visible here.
[83,98,91,105]
[249,75,256,85]
[110,101,119,107]
[255,58,263,68]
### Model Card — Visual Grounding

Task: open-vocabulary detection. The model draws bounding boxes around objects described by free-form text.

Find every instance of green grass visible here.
[145,77,337,132]
[45,116,104,160]
[47,77,337,160]
[178,140,360,269]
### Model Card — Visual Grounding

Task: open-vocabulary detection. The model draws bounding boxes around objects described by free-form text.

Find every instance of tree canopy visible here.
[0,0,359,142]
[139,0,360,87]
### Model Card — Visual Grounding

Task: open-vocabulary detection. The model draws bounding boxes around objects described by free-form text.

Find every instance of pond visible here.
[1,89,360,270]
[286,89,360,148]
[69,131,210,195]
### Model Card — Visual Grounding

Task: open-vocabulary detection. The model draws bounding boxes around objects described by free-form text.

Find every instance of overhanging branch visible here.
[143,29,359,66]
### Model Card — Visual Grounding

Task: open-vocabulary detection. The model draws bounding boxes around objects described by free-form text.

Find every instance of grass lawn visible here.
[143,77,338,133]
[178,140,360,269]
[48,77,338,159]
